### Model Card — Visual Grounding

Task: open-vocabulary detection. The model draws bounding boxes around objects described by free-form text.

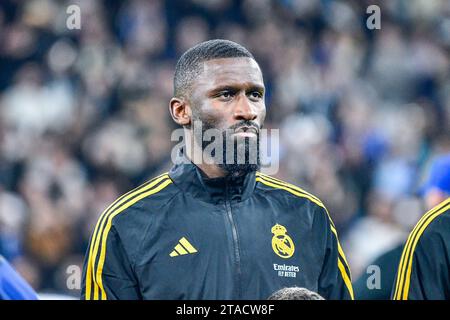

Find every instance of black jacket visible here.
[81,160,354,300]
[393,198,450,300]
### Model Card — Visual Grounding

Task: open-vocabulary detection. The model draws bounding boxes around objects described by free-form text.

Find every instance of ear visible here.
[169,97,191,126]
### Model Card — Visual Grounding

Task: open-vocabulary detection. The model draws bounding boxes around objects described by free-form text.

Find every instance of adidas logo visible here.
[170,237,198,257]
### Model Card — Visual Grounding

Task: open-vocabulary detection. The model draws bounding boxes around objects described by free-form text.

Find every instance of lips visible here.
[234,126,258,135]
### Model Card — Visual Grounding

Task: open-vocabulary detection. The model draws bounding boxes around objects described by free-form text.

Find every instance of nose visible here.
[233,94,258,121]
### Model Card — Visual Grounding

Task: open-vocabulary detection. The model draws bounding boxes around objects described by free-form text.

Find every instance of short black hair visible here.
[174,39,254,99]
[267,287,325,300]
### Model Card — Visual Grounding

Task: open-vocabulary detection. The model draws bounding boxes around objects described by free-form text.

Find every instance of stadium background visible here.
[0,0,449,298]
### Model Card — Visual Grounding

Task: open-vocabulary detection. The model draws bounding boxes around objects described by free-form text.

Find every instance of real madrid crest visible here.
[271,224,295,259]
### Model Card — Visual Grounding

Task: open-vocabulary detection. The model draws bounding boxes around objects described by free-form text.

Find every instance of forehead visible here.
[196,57,264,90]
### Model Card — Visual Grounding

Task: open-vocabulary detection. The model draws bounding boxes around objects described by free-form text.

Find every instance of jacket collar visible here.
[168,152,256,205]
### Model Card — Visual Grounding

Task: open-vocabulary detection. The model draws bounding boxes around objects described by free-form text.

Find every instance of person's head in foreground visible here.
[421,153,450,209]
[268,287,325,300]
[169,39,266,178]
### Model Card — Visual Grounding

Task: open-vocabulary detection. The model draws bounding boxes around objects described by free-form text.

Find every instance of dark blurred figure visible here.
[268,287,325,300]
[355,153,450,299]
[353,243,404,300]
[392,154,450,300]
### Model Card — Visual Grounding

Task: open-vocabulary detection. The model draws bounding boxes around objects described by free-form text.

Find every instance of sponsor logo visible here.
[169,237,198,257]
[273,263,300,278]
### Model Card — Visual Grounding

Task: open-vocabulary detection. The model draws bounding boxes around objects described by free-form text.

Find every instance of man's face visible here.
[188,57,266,174]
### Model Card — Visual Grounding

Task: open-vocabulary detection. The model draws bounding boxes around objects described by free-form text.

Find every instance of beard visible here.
[191,112,261,176]
[219,131,260,176]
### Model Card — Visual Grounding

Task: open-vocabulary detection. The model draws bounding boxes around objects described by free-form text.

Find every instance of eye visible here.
[217,91,234,100]
[248,91,263,100]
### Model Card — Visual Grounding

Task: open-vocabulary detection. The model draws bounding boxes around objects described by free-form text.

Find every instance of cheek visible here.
[196,102,228,129]
[257,104,267,123]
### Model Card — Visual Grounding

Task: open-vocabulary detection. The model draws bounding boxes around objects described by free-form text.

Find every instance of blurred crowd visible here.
[0,0,449,297]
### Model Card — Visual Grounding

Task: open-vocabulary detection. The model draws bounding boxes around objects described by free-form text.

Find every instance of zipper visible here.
[224,179,242,299]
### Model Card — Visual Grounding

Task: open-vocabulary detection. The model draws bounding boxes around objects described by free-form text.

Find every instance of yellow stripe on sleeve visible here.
[393,198,450,300]
[256,172,322,204]
[255,176,324,210]
[95,178,173,300]
[84,173,169,300]
[338,259,354,300]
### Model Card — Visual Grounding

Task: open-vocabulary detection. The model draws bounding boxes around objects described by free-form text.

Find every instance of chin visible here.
[219,163,260,176]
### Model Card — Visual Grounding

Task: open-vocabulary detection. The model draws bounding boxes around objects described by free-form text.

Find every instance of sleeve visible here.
[316,206,354,300]
[392,223,450,300]
[81,225,141,300]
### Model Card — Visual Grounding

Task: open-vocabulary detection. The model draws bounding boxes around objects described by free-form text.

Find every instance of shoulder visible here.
[393,198,450,300]
[255,172,329,216]
[103,172,177,230]
[410,198,450,248]
[255,172,344,237]
[89,172,178,263]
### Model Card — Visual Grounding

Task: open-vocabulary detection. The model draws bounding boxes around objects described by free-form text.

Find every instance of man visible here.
[392,154,450,299]
[81,39,353,300]
[353,243,404,300]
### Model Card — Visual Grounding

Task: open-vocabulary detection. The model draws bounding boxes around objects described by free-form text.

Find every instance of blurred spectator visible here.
[419,153,450,209]
[353,153,450,299]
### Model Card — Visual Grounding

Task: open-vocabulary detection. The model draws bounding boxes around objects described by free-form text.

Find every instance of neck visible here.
[191,159,251,179]
[195,161,227,179]
[183,143,225,179]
